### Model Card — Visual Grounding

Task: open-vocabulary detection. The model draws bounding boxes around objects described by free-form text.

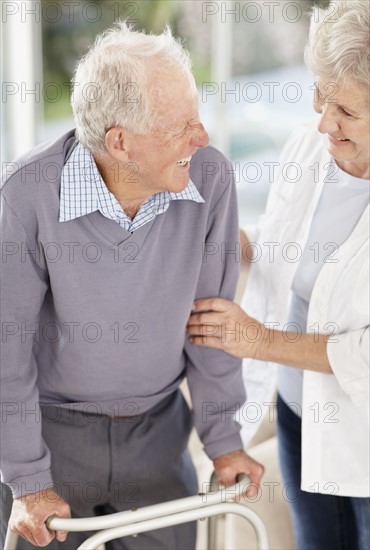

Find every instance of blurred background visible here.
[1,0,329,224]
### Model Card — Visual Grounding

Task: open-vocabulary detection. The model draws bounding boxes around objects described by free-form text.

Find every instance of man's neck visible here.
[118,200,143,221]
[93,154,149,220]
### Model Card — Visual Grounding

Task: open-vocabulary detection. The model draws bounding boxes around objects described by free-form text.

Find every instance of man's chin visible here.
[167,177,190,194]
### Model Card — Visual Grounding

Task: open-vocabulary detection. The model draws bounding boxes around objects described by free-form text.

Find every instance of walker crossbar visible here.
[4,474,269,550]
[77,502,269,550]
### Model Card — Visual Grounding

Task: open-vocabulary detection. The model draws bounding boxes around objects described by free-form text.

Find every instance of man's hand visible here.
[9,488,71,547]
[213,450,264,498]
[187,297,266,359]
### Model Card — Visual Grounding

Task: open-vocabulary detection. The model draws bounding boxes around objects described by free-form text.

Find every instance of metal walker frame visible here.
[4,474,269,550]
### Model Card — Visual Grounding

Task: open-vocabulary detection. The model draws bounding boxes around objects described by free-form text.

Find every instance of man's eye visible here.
[172,126,187,137]
[171,119,201,138]
[189,119,202,128]
[340,107,353,117]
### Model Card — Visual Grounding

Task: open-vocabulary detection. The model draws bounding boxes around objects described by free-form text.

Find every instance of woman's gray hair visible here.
[71,21,193,154]
[304,0,370,87]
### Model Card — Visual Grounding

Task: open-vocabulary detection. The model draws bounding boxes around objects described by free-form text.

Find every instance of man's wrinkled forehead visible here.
[147,66,199,128]
[149,63,196,100]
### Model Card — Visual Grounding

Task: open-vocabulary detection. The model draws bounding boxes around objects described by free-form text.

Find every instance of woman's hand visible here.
[187,297,266,358]
[187,297,333,374]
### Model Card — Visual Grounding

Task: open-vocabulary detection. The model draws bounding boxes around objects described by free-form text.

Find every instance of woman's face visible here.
[313,78,370,178]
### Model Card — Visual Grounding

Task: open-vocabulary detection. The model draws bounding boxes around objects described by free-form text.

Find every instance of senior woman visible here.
[187,1,369,548]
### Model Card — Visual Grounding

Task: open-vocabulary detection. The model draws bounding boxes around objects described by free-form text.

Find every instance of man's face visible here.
[125,68,209,195]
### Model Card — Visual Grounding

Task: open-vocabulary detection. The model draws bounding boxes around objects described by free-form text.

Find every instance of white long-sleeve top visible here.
[241,120,369,497]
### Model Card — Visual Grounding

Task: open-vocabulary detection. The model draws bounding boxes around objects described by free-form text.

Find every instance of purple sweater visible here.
[1,131,245,498]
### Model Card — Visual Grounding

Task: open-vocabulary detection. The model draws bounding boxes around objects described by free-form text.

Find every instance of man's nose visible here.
[191,123,209,148]
[317,104,340,135]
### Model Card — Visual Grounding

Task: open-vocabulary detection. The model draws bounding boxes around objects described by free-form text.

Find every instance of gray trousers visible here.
[1,391,198,550]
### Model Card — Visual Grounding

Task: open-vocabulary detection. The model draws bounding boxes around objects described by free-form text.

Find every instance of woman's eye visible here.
[313,86,323,101]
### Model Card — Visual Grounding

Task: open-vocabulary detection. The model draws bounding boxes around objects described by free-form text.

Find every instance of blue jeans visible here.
[277,394,370,550]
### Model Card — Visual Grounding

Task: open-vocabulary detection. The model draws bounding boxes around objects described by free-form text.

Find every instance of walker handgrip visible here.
[43,475,251,533]
[236,473,250,484]
[210,472,251,490]
[46,514,58,530]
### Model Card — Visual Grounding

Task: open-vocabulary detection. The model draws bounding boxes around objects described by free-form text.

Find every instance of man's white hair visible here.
[71,21,193,154]
[304,0,370,87]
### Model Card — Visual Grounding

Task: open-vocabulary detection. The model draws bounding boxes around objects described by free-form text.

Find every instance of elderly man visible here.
[1,22,263,549]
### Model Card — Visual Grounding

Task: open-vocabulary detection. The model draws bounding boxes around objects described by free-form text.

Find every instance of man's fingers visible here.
[56,530,68,542]
[213,451,266,502]
[33,522,55,547]
[245,462,265,497]
[244,480,260,498]
[227,470,261,498]
[21,528,39,548]
[34,533,55,547]
[10,489,71,547]
[13,522,54,548]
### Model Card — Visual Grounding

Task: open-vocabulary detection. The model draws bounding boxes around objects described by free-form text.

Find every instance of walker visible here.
[4,474,269,550]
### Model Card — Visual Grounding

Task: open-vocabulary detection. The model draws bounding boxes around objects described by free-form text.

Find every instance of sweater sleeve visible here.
[0,197,53,498]
[327,326,370,414]
[184,170,245,460]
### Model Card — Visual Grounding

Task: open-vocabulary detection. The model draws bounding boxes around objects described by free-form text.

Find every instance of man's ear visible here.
[105,128,129,161]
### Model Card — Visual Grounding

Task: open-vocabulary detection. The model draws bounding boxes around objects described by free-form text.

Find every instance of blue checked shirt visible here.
[59,142,205,232]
